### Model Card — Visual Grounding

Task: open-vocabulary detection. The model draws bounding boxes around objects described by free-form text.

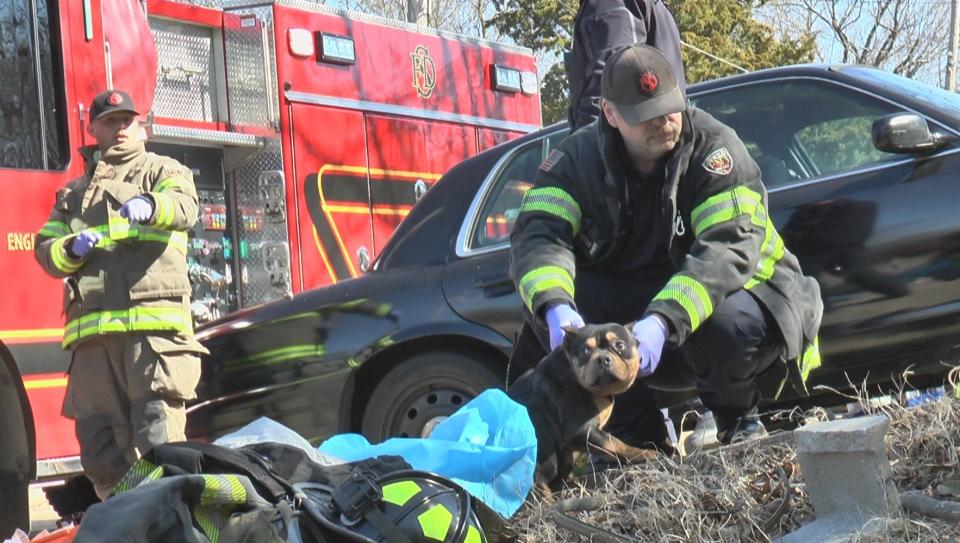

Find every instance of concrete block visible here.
[778,416,901,542]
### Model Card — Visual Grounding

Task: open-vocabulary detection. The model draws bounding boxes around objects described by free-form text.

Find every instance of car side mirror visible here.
[872,113,946,154]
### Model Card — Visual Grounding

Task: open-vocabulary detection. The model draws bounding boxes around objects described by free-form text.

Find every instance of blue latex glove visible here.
[71,230,102,258]
[119,195,153,223]
[544,304,585,351]
[632,315,668,377]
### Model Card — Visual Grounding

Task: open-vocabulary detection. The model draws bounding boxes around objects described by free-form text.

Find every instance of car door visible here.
[691,77,960,389]
[442,129,569,342]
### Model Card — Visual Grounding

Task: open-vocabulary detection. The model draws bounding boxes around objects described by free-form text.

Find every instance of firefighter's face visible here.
[602,100,682,164]
[87,112,142,151]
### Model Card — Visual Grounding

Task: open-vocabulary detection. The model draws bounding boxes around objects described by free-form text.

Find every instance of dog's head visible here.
[560,323,640,395]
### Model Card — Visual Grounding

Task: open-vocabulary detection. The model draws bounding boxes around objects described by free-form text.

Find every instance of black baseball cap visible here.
[601,45,686,126]
[89,89,139,121]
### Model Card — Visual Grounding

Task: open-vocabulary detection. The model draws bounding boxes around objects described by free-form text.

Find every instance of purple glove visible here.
[119,195,153,223]
[71,230,102,258]
[545,304,585,351]
[632,315,668,377]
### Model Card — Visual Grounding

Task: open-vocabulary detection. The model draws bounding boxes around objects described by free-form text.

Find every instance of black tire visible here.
[360,351,503,443]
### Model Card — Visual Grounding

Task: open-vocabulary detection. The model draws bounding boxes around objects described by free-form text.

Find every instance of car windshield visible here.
[845,66,960,120]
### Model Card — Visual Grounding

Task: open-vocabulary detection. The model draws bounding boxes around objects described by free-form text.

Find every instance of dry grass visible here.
[509,370,960,542]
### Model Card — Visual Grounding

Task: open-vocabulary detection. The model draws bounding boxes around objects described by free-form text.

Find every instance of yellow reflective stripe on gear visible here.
[51,237,83,274]
[382,480,422,506]
[653,275,713,331]
[744,213,786,290]
[39,220,70,238]
[114,458,160,495]
[94,219,187,253]
[194,509,221,543]
[63,307,192,348]
[155,175,191,194]
[152,192,176,228]
[200,474,247,506]
[800,336,821,382]
[465,525,484,543]
[691,186,762,236]
[518,187,582,234]
[418,504,454,541]
[518,266,575,311]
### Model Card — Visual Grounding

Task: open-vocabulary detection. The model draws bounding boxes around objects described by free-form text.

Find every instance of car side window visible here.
[692,79,906,188]
[471,140,551,249]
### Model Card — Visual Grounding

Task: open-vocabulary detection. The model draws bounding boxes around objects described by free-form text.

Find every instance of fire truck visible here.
[0,0,540,530]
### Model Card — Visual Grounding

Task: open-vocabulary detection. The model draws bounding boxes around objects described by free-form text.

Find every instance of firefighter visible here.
[566,0,686,131]
[510,46,823,446]
[35,89,207,500]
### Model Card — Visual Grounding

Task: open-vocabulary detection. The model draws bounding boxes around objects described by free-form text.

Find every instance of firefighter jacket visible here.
[566,0,686,130]
[510,108,824,385]
[35,141,203,350]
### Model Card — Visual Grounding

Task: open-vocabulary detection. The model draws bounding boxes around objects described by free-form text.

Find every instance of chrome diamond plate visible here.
[232,140,291,307]
[149,17,220,122]
[223,5,279,130]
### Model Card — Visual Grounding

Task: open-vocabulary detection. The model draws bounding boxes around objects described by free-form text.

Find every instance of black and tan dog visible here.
[508,323,657,490]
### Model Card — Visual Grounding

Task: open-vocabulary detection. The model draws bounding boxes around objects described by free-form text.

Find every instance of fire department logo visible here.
[703,147,734,176]
[411,45,437,99]
[639,70,659,95]
[107,92,123,105]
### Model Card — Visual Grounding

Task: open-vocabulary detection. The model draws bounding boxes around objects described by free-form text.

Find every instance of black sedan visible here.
[188,64,960,445]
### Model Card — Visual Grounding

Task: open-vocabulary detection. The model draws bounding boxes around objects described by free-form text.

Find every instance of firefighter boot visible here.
[716,407,767,445]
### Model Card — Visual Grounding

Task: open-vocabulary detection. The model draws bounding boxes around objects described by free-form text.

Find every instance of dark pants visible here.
[509,270,783,447]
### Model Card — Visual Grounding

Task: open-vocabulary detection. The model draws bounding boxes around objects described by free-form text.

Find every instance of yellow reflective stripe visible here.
[114,458,160,495]
[51,237,83,274]
[39,220,70,238]
[518,265,575,310]
[200,474,247,506]
[744,213,786,290]
[382,480,421,506]
[691,186,762,236]
[653,275,713,331]
[63,307,192,348]
[800,336,821,382]
[155,176,191,194]
[194,509,221,543]
[91,220,187,254]
[518,187,582,234]
[152,193,176,228]
[418,504,454,541]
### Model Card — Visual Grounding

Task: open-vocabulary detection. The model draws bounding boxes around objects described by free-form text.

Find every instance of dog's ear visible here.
[623,322,639,346]
[560,325,580,348]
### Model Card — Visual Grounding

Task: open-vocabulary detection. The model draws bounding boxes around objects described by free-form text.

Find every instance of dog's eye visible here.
[613,340,626,352]
[582,346,592,358]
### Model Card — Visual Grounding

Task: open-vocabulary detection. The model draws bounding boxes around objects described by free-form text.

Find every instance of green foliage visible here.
[672,0,815,83]
[795,116,891,175]
[487,0,816,123]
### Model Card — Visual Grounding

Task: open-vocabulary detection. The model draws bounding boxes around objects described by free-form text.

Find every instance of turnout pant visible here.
[62,332,203,500]
[509,269,783,448]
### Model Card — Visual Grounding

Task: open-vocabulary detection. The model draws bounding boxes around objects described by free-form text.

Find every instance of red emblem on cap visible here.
[107,92,123,105]
[639,70,659,95]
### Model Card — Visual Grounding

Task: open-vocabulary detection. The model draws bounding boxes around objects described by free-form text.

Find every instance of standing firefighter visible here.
[511,46,823,446]
[35,89,207,499]
[566,0,686,131]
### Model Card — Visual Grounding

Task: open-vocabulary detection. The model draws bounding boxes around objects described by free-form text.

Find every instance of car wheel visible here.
[360,350,503,443]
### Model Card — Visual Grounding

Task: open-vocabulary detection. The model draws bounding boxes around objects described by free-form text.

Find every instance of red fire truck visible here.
[0,0,540,530]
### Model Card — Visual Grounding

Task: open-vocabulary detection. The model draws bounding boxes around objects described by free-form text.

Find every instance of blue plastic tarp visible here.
[319,388,537,518]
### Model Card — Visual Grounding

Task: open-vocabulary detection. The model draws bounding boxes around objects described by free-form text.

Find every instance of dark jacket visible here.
[509,109,824,385]
[566,0,686,130]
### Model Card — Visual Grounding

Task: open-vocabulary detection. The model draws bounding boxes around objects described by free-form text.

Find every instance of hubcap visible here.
[394,387,469,438]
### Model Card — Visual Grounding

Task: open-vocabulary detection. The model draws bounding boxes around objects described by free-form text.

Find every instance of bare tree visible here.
[342,0,498,38]
[763,0,949,84]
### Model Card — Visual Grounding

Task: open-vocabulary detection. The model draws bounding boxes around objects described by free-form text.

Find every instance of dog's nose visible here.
[599,355,612,368]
